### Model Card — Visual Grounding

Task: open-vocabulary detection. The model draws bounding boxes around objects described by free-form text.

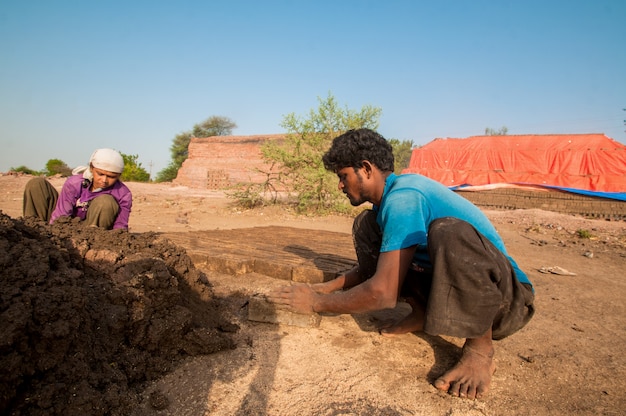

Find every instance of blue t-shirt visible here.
[375,173,531,287]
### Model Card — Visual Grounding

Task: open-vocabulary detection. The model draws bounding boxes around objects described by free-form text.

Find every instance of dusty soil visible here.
[1,174,625,416]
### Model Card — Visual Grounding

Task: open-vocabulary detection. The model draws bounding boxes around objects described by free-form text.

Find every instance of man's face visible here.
[336,166,367,206]
[91,165,120,190]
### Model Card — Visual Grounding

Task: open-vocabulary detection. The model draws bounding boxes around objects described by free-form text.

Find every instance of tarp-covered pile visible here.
[402,134,626,201]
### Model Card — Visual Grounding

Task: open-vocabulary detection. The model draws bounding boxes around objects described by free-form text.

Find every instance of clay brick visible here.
[204,256,255,275]
[291,266,327,284]
[254,259,292,281]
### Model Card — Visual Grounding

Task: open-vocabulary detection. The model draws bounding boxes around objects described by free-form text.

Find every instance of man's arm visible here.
[310,265,366,294]
[111,186,132,230]
[269,246,415,315]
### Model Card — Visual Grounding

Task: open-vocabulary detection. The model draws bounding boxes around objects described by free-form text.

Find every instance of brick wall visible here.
[173,134,284,189]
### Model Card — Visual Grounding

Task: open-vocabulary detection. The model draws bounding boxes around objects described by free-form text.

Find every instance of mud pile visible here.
[0,212,237,415]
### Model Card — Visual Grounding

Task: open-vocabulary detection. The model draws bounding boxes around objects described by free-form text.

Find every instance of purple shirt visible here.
[50,174,133,230]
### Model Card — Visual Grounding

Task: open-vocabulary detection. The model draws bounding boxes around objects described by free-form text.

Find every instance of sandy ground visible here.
[1,174,626,416]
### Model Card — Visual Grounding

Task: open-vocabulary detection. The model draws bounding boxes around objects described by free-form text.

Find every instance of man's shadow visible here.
[283,244,356,277]
[350,305,462,384]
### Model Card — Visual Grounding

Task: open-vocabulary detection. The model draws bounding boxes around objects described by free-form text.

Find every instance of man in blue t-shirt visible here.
[269,128,535,400]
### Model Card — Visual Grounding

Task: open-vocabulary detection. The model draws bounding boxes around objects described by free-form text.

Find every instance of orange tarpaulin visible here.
[402,134,626,194]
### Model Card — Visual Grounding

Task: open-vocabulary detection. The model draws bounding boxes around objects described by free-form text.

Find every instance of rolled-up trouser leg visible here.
[352,210,382,279]
[424,217,535,340]
[23,177,58,222]
[85,194,119,229]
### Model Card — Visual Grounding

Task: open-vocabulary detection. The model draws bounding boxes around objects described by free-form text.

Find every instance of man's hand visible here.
[267,284,320,315]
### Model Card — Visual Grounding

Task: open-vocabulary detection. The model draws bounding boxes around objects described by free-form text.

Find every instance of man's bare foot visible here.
[433,338,496,400]
[379,298,424,336]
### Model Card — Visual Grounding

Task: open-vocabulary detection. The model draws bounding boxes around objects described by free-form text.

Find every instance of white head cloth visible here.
[72,148,124,189]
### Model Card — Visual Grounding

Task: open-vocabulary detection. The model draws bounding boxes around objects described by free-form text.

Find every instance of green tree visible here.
[120,153,150,182]
[255,93,382,213]
[156,116,237,182]
[192,116,237,137]
[44,159,72,177]
[389,139,414,174]
[485,126,508,135]
[10,165,40,175]
[160,131,194,180]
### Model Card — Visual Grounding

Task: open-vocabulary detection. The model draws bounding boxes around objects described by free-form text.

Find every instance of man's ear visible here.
[361,160,374,177]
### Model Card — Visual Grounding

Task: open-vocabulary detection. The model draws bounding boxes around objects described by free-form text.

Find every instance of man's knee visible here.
[429,217,473,241]
[352,209,378,236]
[90,194,118,210]
[352,209,381,279]
[352,209,381,251]
[25,176,47,189]
[23,177,58,221]
[86,195,119,229]
[24,177,53,197]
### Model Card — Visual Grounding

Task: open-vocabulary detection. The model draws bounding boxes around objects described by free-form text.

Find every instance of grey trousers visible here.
[23,177,120,229]
[352,210,535,340]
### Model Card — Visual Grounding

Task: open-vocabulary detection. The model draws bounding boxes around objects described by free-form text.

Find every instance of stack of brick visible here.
[457,188,626,220]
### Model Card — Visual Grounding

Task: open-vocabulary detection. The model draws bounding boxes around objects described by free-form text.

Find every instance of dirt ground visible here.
[1,174,625,416]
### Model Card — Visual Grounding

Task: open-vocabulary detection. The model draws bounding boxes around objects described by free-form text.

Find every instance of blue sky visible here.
[1,0,625,177]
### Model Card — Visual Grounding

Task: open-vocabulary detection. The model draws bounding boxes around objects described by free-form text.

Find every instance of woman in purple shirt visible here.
[23,148,132,230]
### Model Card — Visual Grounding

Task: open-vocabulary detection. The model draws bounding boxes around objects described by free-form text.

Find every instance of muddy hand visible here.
[267,284,319,314]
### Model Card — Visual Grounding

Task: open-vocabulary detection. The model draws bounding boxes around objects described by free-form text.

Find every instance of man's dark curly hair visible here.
[322,128,395,172]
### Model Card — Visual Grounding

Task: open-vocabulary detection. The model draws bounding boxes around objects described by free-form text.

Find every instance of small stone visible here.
[149,390,169,410]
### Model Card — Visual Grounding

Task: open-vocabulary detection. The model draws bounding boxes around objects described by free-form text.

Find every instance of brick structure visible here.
[174,134,284,189]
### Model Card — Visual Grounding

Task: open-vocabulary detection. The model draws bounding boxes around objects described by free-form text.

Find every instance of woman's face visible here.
[90,165,120,190]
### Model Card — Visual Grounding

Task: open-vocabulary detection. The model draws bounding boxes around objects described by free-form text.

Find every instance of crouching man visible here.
[269,128,534,400]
